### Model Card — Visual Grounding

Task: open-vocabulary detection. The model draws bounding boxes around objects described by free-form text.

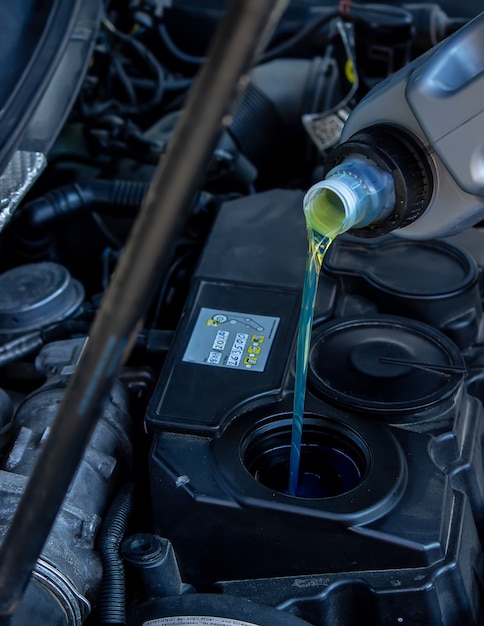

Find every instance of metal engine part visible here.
[0,338,133,625]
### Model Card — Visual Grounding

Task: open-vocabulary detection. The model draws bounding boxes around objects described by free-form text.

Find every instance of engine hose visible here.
[0,320,92,369]
[0,332,43,368]
[96,483,136,626]
[17,180,150,233]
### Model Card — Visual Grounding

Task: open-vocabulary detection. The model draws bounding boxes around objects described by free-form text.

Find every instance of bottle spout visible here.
[304,156,396,239]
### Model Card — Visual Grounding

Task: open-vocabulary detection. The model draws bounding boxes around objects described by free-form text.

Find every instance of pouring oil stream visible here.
[289,191,350,496]
[288,156,397,496]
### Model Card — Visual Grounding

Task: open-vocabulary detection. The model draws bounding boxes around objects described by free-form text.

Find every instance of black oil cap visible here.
[323,236,482,349]
[308,315,465,414]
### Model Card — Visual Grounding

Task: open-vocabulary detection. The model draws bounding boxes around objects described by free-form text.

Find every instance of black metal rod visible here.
[0,0,290,617]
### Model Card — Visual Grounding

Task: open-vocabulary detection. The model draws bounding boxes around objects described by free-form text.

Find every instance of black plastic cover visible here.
[128,594,313,626]
[148,191,484,625]
[146,190,339,435]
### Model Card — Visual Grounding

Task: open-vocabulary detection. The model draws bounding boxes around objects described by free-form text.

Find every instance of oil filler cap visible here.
[308,315,464,414]
[323,236,481,349]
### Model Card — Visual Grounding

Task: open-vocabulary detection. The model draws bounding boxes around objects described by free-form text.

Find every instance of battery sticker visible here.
[182,307,279,372]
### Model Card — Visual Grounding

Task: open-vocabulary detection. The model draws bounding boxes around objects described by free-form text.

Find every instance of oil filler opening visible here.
[241,416,369,499]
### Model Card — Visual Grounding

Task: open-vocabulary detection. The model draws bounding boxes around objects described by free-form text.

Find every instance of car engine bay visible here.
[0,1,483,624]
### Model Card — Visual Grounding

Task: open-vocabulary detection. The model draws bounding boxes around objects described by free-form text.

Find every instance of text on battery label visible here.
[212,330,229,351]
[227,333,248,366]
[207,351,222,364]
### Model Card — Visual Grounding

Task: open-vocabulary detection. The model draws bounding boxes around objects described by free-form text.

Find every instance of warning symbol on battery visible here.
[244,356,258,366]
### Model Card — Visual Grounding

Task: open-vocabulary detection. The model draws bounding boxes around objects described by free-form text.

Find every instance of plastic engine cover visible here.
[147,189,484,626]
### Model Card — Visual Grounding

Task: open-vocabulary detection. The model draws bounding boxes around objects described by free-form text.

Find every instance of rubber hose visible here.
[96,483,136,625]
[0,333,43,368]
[17,180,150,232]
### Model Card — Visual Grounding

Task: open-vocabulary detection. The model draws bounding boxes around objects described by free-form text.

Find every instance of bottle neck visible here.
[304,156,396,238]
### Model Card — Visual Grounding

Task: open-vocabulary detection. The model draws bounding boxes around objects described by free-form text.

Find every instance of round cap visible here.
[308,315,464,414]
[0,262,84,333]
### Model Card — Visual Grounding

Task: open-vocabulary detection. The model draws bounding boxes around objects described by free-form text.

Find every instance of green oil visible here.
[289,189,350,497]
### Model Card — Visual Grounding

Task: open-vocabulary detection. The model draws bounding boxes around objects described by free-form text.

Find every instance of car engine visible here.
[0,1,483,625]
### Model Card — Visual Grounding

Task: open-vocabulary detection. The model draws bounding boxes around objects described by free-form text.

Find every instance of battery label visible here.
[182,307,279,372]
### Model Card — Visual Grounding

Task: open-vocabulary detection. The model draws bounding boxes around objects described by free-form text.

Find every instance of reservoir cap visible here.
[308,315,464,414]
[323,235,481,349]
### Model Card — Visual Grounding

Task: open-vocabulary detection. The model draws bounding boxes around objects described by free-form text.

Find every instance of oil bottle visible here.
[308,10,484,241]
